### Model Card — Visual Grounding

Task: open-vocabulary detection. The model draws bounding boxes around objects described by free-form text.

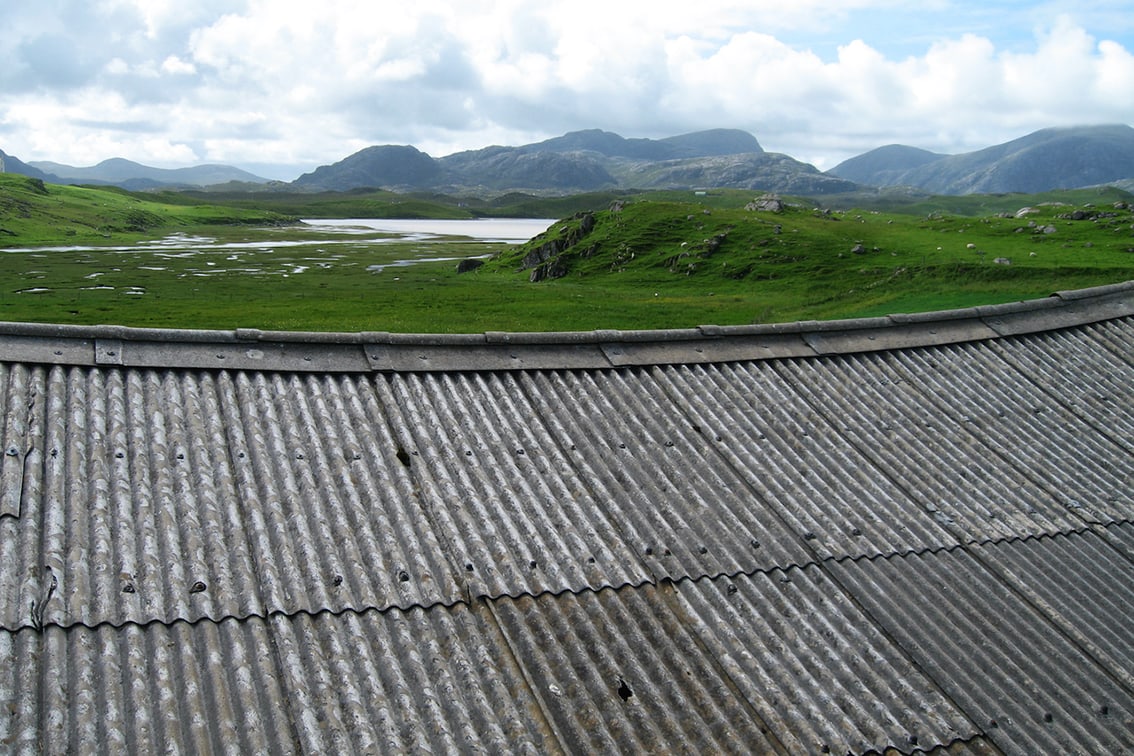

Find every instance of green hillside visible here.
[0,173,294,246]
[486,192,1134,323]
[1,175,1132,332]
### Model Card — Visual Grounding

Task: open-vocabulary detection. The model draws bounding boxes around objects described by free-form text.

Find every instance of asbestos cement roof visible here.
[1,281,1133,753]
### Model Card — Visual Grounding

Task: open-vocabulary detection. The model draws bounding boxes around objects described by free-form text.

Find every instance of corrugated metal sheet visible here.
[516,368,816,578]
[774,349,1087,543]
[673,565,977,754]
[1,288,1132,752]
[378,370,654,598]
[654,361,961,560]
[972,528,1134,692]
[489,583,783,753]
[1,367,466,630]
[0,604,556,754]
[831,547,1134,754]
[989,324,1134,455]
[892,342,1134,523]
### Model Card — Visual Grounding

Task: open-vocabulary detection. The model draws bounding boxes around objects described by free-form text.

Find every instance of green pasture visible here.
[2,173,1132,332]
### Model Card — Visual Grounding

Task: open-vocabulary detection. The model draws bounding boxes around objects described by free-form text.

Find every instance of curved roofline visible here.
[1,281,1131,372]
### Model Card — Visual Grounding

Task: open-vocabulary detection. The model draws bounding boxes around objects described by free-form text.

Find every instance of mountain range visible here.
[828,124,1134,194]
[289,128,857,195]
[16,157,269,191]
[3,124,1133,196]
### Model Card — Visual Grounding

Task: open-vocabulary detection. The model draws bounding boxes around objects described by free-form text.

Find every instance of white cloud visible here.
[160,56,196,75]
[0,2,1131,175]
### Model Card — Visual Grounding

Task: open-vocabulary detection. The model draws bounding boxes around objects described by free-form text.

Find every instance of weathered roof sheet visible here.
[1,281,1133,753]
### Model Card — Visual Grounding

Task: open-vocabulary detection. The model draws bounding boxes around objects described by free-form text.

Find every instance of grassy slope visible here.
[485,192,1134,326]
[2,174,1132,332]
[0,173,294,246]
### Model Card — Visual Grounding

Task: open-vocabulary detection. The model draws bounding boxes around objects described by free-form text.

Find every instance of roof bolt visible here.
[727,584,738,595]
[750,538,760,549]
[644,547,653,556]
[908,735,918,745]
[397,569,409,582]
[5,446,18,456]
[699,546,708,555]
[587,556,596,564]
[528,560,538,570]
[189,581,207,594]
[1099,704,1109,716]
[332,574,343,586]
[115,451,125,459]
[465,563,474,572]
[803,531,817,540]
[122,582,135,594]
[1043,713,1053,723]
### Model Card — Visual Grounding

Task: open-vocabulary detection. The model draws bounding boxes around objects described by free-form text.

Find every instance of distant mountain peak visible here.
[829,124,1134,194]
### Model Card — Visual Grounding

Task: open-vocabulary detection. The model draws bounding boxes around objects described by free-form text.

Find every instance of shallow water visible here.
[3,218,554,256]
[7,218,554,294]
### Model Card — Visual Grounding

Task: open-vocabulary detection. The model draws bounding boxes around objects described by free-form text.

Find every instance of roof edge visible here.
[1,281,1130,371]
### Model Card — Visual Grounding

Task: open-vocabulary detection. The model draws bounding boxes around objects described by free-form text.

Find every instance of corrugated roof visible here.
[1,281,1133,753]
[830,543,1134,754]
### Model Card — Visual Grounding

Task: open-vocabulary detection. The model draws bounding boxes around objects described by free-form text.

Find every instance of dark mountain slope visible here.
[615,153,857,193]
[300,129,828,194]
[829,145,948,186]
[0,150,59,182]
[29,158,269,187]
[441,149,615,191]
[516,128,763,159]
[838,125,1134,194]
[659,128,764,157]
[293,145,442,191]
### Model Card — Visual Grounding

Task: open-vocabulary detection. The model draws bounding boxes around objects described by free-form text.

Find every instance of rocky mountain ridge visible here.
[292,128,858,195]
[3,124,1133,196]
[829,124,1134,194]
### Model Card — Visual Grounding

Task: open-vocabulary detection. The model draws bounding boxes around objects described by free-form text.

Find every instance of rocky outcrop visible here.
[520,212,597,282]
[746,193,784,212]
[455,258,485,273]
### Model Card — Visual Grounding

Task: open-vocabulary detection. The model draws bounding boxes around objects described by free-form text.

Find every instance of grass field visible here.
[2,173,1132,332]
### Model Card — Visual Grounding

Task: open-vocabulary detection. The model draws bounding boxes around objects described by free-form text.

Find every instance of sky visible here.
[1,1,1132,180]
